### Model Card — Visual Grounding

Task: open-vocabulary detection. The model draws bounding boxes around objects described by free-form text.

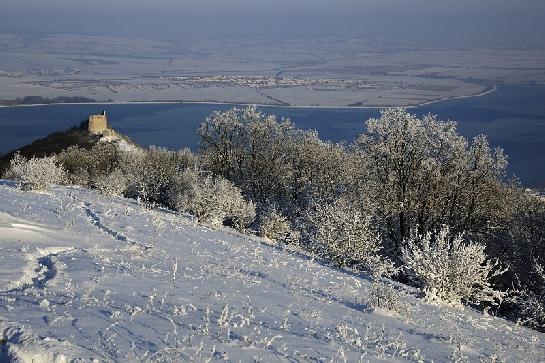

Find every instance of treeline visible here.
[0,95,111,106]
[4,106,545,330]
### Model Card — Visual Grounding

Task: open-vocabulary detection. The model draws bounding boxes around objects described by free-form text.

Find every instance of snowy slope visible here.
[0,181,544,362]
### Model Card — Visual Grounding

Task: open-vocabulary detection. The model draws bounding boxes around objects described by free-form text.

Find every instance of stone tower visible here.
[88,111,108,134]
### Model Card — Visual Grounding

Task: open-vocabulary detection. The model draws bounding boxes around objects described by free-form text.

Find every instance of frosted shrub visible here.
[94,168,128,196]
[402,226,505,305]
[221,180,257,231]
[510,264,545,331]
[486,192,545,293]
[513,292,545,331]
[123,147,196,208]
[369,282,402,314]
[228,194,257,231]
[258,207,299,244]
[3,153,65,191]
[183,174,231,226]
[306,198,394,276]
[56,146,91,186]
[57,143,123,187]
[175,170,255,230]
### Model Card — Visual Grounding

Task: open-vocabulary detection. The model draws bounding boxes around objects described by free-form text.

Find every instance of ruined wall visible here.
[88,113,108,134]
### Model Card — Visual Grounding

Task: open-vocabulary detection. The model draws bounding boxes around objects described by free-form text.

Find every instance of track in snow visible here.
[81,201,152,251]
[2,247,74,293]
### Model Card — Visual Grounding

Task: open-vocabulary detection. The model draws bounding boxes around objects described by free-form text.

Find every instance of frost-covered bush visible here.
[402,226,505,305]
[174,169,255,230]
[486,191,545,292]
[123,147,196,208]
[94,168,128,196]
[507,264,545,332]
[228,195,257,231]
[368,282,402,314]
[57,143,124,188]
[56,146,91,186]
[257,206,299,244]
[305,198,394,276]
[3,153,65,191]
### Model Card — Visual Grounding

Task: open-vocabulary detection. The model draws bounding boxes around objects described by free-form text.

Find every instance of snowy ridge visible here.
[0,182,544,362]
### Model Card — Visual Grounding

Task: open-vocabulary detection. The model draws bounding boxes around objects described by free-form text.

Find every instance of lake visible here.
[0,84,544,187]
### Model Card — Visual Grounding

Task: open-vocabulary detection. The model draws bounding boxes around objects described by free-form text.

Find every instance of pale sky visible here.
[2,0,545,47]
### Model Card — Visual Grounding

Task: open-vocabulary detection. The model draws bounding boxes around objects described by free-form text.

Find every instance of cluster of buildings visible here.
[160,75,376,90]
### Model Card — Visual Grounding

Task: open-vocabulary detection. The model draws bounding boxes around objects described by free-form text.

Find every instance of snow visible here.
[0,181,544,362]
[99,131,140,153]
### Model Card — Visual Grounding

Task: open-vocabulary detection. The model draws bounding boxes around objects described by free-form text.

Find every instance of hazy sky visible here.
[2,0,545,47]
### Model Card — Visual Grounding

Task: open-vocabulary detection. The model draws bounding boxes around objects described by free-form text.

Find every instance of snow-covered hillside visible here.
[0,181,544,362]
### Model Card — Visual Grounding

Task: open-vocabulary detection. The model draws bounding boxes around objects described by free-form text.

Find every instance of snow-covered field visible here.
[0,181,544,362]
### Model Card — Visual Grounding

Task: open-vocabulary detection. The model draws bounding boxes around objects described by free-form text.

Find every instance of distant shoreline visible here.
[410,84,498,107]
[0,85,497,110]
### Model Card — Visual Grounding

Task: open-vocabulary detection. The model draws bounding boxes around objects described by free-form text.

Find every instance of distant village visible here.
[159,74,382,90]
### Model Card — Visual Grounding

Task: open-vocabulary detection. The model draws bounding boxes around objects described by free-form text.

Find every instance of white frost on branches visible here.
[402,226,505,305]
[4,153,66,191]
[306,198,395,277]
[174,169,255,230]
[258,206,299,244]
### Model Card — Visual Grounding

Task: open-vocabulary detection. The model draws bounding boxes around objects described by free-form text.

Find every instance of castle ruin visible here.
[88,111,108,134]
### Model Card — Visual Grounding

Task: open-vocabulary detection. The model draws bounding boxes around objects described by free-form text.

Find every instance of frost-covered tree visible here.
[287,130,354,213]
[3,153,66,191]
[199,106,298,207]
[402,226,505,305]
[355,108,508,253]
[199,106,351,218]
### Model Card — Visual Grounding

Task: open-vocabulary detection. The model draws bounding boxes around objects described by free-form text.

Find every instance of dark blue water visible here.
[1,84,544,187]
